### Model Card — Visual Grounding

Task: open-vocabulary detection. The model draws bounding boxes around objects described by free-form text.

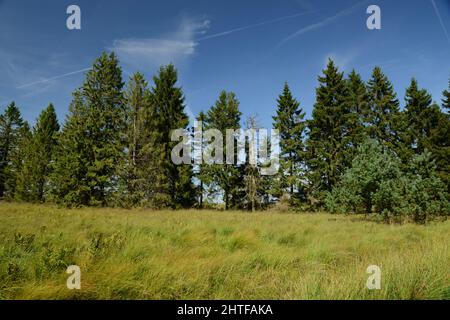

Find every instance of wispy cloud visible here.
[10,17,211,91]
[111,17,210,70]
[324,49,362,71]
[430,0,450,45]
[197,11,314,41]
[112,12,316,70]
[15,11,316,90]
[276,0,368,48]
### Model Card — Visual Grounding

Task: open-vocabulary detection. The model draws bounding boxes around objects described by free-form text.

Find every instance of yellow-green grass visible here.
[0,202,448,300]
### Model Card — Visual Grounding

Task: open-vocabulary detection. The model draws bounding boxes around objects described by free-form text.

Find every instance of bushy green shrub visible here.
[325,139,402,214]
[394,152,449,222]
[326,139,450,222]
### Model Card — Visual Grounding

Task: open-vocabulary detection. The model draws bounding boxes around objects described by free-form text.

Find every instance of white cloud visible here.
[111,17,210,70]
[324,49,361,71]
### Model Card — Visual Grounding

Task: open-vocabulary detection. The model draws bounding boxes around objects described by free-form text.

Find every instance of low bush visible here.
[326,139,450,222]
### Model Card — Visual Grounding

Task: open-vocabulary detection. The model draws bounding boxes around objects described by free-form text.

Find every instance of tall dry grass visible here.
[0,203,448,299]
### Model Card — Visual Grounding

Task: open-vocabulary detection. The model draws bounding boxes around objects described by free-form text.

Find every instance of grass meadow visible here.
[0,202,448,300]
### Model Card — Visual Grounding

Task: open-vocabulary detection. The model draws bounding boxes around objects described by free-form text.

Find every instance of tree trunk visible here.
[199,181,203,208]
[225,189,229,210]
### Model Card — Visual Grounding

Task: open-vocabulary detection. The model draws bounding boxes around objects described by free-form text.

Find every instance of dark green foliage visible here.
[345,70,370,150]
[326,139,449,222]
[116,72,156,207]
[306,59,351,204]
[402,79,450,191]
[367,67,402,153]
[325,139,401,215]
[6,122,31,198]
[203,91,242,210]
[443,78,449,112]
[272,82,306,202]
[15,104,59,202]
[391,151,450,222]
[403,79,434,153]
[50,53,125,206]
[436,78,450,190]
[0,103,25,198]
[149,65,196,208]
[428,106,450,191]
[0,51,447,222]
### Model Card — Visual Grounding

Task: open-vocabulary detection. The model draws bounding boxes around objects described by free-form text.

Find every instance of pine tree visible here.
[150,65,196,208]
[367,67,402,153]
[15,104,59,202]
[0,102,24,198]
[326,139,449,221]
[203,91,242,210]
[272,82,306,202]
[50,52,125,206]
[306,59,350,203]
[326,139,402,215]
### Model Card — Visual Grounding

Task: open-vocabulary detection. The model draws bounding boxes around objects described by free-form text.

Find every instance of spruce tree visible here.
[7,122,31,199]
[367,67,402,153]
[150,65,196,208]
[426,82,450,191]
[443,78,449,112]
[306,59,350,203]
[401,80,450,189]
[117,72,153,207]
[442,80,450,113]
[403,78,434,155]
[50,91,89,205]
[272,82,306,202]
[0,102,24,198]
[50,52,125,206]
[346,70,370,149]
[425,105,450,192]
[203,91,242,210]
[438,78,450,189]
[15,104,59,202]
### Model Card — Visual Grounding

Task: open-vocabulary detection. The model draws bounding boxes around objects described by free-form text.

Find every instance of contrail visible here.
[430,0,450,44]
[276,0,369,48]
[16,12,314,90]
[197,11,315,41]
[17,67,91,89]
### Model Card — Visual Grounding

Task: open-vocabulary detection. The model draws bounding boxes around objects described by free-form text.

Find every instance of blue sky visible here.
[0,0,449,128]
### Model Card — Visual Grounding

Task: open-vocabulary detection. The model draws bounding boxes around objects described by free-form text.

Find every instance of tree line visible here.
[0,52,449,220]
